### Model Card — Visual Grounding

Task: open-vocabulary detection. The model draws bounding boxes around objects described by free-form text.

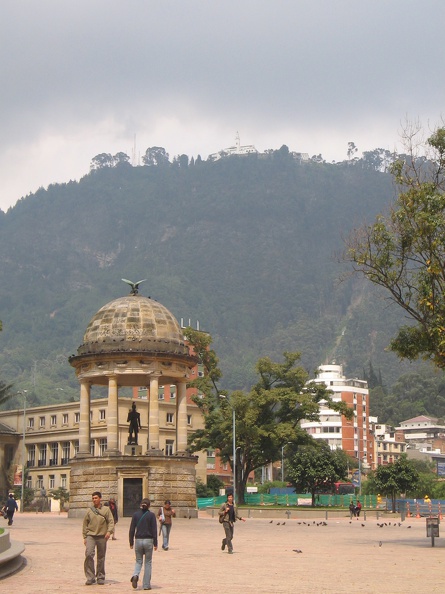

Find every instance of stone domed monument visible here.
[68,281,200,518]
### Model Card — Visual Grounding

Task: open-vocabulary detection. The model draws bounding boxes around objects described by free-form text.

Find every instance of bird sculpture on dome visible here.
[121,278,147,295]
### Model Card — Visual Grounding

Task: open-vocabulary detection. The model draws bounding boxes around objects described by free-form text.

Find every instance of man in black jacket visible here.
[5,493,18,526]
[129,498,158,590]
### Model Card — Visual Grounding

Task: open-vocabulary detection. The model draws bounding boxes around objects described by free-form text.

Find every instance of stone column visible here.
[107,375,120,455]
[78,380,91,456]
[176,382,188,453]
[148,374,161,452]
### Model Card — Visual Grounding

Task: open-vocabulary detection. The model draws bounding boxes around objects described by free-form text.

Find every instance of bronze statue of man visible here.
[127,403,141,444]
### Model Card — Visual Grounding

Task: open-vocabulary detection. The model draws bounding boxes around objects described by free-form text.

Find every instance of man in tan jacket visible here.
[82,491,115,585]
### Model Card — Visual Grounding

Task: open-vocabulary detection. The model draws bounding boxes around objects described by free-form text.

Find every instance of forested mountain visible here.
[0,147,442,422]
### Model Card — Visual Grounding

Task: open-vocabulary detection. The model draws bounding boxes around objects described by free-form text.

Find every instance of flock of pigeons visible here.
[265,519,414,554]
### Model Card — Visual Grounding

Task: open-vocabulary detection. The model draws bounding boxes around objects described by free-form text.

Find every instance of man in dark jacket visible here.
[129,498,158,590]
[5,493,18,526]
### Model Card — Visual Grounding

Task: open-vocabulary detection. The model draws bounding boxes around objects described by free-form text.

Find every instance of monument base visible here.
[124,444,143,456]
[68,453,198,519]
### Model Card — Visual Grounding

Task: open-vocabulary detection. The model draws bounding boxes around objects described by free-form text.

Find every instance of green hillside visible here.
[0,149,440,419]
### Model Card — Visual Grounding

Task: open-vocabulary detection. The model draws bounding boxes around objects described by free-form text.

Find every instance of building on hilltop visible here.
[208,132,258,161]
[208,132,309,163]
[300,363,374,471]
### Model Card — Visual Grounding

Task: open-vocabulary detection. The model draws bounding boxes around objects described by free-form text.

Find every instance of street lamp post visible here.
[219,395,236,504]
[281,442,292,483]
[232,406,236,504]
[18,390,28,512]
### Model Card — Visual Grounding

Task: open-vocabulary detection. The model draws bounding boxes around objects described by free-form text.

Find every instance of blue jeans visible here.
[161,523,171,549]
[134,538,154,589]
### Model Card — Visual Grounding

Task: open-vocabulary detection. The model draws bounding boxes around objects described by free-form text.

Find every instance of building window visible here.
[28,417,35,429]
[62,442,70,464]
[99,438,107,456]
[90,411,93,422]
[39,444,47,466]
[90,440,95,456]
[62,413,69,425]
[49,475,55,489]
[61,474,67,488]
[39,416,46,428]
[170,385,176,399]
[74,441,79,455]
[99,409,106,421]
[36,475,44,489]
[166,413,174,424]
[207,450,215,458]
[27,444,36,467]
[74,412,80,424]
[158,387,165,400]
[165,440,174,456]
[50,415,57,426]
[50,443,59,465]
[26,475,32,488]
[187,414,192,426]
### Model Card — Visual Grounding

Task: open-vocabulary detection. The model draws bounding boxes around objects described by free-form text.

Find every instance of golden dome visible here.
[75,294,188,356]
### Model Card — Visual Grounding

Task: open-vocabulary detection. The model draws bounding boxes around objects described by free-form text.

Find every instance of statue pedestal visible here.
[124,444,143,456]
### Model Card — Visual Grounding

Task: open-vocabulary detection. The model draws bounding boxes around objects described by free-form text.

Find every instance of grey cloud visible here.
[0,1,444,209]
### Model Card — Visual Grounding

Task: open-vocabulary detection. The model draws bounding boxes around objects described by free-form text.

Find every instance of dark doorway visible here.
[123,478,143,516]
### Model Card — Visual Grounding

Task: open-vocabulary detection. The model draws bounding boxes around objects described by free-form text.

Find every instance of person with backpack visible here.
[218,493,246,554]
[129,498,158,591]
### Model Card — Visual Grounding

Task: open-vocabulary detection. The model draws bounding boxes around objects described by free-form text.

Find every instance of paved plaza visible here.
[1,510,445,593]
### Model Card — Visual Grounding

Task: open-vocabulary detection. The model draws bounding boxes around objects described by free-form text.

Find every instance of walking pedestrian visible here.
[355,500,362,519]
[5,493,18,525]
[158,499,175,550]
[349,500,356,519]
[82,491,115,585]
[105,497,118,539]
[219,493,246,554]
[129,498,158,591]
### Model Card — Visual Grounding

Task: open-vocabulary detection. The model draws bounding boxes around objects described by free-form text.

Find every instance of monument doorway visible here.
[123,477,143,516]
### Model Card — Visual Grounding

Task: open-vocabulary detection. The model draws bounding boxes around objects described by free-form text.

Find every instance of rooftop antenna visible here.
[131,133,137,166]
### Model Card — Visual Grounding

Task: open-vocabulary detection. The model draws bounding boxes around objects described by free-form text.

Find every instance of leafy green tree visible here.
[49,487,69,512]
[90,153,113,169]
[257,480,287,494]
[113,152,131,167]
[286,442,349,506]
[0,380,14,407]
[184,328,353,504]
[372,455,419,512]
[142,146,169,166]
[347,141,358,162]
[13,486,34,509]
[196,478,213,498]
[206,474,225,497]
[346,125,445,368]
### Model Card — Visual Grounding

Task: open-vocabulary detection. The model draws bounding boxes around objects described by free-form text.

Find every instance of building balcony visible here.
[38,460,47,467]
[61,458,69,466]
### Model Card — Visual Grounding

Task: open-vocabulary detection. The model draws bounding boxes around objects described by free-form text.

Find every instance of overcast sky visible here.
[1,1,444,211]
